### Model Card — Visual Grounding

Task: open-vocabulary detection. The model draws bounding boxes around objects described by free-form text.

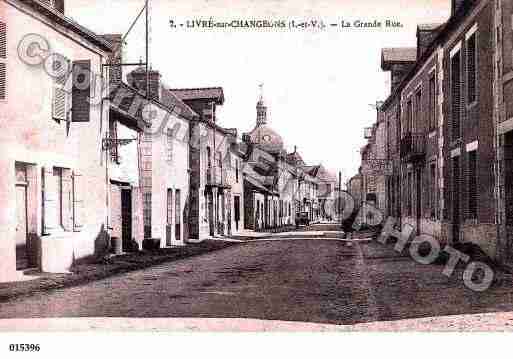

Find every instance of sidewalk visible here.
[0,240,236,304]
[3,311,513,331]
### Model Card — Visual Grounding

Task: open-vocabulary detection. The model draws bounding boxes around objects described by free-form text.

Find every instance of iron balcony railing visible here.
[400,132,426,162]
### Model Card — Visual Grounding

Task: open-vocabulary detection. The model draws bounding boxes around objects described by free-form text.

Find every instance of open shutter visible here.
[72,171,85,231]
[52,57,69,121]
[0,21,7,101]
[61,171,73,231]
[42,167,58,234]
[72,60,91,122]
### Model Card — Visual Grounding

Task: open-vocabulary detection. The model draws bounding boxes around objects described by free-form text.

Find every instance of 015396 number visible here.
[9,344,40,352]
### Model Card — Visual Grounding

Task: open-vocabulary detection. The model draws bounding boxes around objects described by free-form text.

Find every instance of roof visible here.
[19,0,114,52]
[381,1,478,111]
[286,150,305,166]
[381,47,417,71]
[161,86,198,120]
[170,87,225,105]
[246,124,285,152]
[417,23,445,32]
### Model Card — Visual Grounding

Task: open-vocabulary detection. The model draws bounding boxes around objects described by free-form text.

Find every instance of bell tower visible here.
[256,83,267,126]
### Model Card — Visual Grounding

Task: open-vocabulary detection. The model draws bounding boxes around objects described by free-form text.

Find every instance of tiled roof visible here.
[382,47,417,63]
[20,0,113,52]
[170,87,224,104]
[286,151,305,166]
[160,86,198,120]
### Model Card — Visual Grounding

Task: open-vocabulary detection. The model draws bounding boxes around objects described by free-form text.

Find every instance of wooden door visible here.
[121,189,132,250]
[175,189,181,242]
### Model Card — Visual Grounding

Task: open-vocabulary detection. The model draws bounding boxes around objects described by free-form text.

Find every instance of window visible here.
[406,99,413,135]
[166,189,173,225]
[415,88,422,133]
[0,21,6,101]
[468,151,477,219]
[206,147,212,168]
[430,163,437,219]
[451,50,461,141]
[407,172,412,216]
[236,160,239,183]
[467,32,477,104]
[429,74,436,130]
[143,192,152,238]
[166,128,174,162]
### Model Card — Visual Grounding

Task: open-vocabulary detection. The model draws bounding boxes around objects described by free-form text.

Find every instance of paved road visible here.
[1,235,513,326]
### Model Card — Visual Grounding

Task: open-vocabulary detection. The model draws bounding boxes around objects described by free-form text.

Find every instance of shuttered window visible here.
[406,100,413,134]
[467,33,477,104]
[167,189,173,225]
[72,60,91,122]
[407,172,412,216]
[429,74,436,131]
[72,171,85,231]
[166,128,173,162]
[468,151,477,219]
[0,21,7,101]
[430,163,437,219]
[415,89,422,133]
[451,50,461,141]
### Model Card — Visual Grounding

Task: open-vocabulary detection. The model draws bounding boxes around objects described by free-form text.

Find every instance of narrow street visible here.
[1,227,513,327]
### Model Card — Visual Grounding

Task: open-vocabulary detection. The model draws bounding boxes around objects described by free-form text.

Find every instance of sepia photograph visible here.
[1,0,513,355]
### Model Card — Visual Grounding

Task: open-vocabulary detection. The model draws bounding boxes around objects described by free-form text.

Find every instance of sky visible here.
[67,0,450,183]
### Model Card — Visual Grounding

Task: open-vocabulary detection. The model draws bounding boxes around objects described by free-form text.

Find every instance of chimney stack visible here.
[127,67,161,101]
[416,24,443,60]
[451,0,471,16]
[54,0,65,13]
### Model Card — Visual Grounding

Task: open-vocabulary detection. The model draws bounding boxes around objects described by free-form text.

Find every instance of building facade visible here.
[0,0,114,280]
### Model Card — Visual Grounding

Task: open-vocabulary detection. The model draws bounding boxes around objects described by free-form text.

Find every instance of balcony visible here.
[206,167,230,188]
[400,132,426,162]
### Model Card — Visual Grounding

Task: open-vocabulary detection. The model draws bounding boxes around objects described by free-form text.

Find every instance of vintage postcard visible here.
[0,0,513,353]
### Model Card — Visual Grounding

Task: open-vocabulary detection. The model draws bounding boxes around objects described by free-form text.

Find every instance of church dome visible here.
[248,124,285,151]
[246,83,285,152]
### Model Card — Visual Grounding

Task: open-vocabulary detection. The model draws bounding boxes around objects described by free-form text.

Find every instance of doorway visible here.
[121,188,132,251]
[452,156,460,243]
[416,168,422,235]
[175,189,181,242]
[15,183,28,270]
[234,195,240,231]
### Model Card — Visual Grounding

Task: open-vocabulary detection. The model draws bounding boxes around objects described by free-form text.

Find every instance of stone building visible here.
[366,0,506,261]
[0,0,114,280]
[171,87,236,240]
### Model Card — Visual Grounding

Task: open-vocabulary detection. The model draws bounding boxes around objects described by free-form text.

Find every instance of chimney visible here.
[417,24,443,59]
[451,0,466,15]
[381,48,417,93]
[127,67,161,101]
[99,34,123,86]
[54,0,65,13]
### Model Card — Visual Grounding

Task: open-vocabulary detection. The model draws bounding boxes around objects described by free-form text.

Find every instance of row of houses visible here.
[349,0,513,263]
[0,0,338,281]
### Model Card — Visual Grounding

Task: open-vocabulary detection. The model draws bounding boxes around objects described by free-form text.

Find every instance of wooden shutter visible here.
[72,60,91,122]
[52,57,69,121]
[0,21,7,101]
[42,167,58,234]
[467,34,476,103]
[468,151,477,219]
[72,171,85,231]
[451,52,461,141]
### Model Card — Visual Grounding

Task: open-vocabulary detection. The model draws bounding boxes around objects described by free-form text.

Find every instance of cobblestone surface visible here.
[1,236,513,327]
